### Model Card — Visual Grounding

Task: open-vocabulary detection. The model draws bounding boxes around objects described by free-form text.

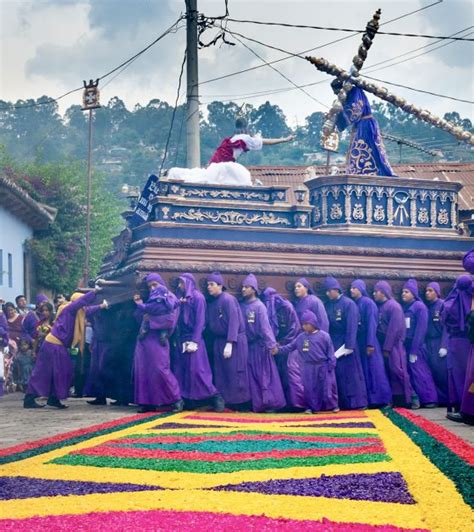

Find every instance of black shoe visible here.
[23,394,45,409]
[213,394,225,413]
[137,405,156,413]
[87,397,107,405]
[47,397,68,409]
[171,399,184,413]
[410,396,421,410]
[423,403,438,409]
[446,412,463,423]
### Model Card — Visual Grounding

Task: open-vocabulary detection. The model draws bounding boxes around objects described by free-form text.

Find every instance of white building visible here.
[0,175,56,303]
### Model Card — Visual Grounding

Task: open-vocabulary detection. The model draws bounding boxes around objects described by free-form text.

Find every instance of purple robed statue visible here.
[423,282,449,405]
[25,290,98,409]
[401,279,438,407]
[374,281,415,408]
[350,280,392,406]
[207,272,250,406]
[173,273,222,410]
[293,278,329,333]
[336,86,394,177]
[323,277,368,410]
[240,275,286,413]
[278,310,338,413]
[262,287,305,409]
[133,273,183,413]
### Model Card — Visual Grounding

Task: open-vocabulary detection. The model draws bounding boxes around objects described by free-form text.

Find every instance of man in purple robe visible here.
[206,272,250,407]
[22,294,49,340]
[84,299,112,406]
[401,279,438,408]
[24,289,98,409]
[275,310,338,413]
[424,282,449,405]
[293,278,329,333]
[133,273,183,413]
[262,287,305,409]
[323,277,367,410]
[442,270,473,421]
[350,280,392,407]
[374,281,416,408]
[240,274,286,412]
[173,273,224,412]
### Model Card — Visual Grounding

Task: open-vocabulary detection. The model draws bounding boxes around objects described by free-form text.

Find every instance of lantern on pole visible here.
[81,79,101,286]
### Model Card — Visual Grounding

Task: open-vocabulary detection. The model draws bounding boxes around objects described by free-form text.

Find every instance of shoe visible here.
[87,398,107,405]
[47,397,68,409]
[23,394,45,409]
[137,405,156,413]
[171,399,184,413]
[332,408,340,413]
[446,412,463,423]
[213,394,225,413]
[410,395,420,410]
[110,400,129,406]
[423,403,438,409]
[304,409,313,414]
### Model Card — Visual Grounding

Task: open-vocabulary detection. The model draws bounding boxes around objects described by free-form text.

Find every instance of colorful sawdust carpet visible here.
[0,409,472,530]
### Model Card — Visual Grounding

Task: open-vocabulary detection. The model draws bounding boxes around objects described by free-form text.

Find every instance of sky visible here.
[0,0,473,127]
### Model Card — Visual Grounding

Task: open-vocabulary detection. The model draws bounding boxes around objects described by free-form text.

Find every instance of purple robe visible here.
[27,291,96,400]
[240,298,286,412]
[279,330,338,412]
[325,295,368,409]
[133,290,181,406]
[423,299,448,404]
[461,310,474,417]
[294,295,329,333]
[377,299,413,405]
[441,278,472,409]
[207,291,250,404]
[263,289,305,408]
[403,300,438,405]
[355,296,392,406]
[83,305,112,398]
[173,274,217,400]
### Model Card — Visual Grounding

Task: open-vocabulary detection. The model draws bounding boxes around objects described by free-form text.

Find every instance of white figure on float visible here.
[167,118,294,186]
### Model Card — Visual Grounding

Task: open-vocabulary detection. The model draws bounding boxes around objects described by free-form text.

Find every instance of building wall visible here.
[0,206,32,302]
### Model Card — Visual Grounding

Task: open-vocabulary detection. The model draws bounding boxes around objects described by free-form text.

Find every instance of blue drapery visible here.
[336,87,395,177]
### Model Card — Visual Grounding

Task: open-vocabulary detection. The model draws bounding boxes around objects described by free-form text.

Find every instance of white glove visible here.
[438,348,448,358]
[182,342,188,353]
[3,346,9,355]
[409,354,417,364]
[223,342,233,359]
[343,348,353,356]
[186,341,199,353]
[101,299,109,309]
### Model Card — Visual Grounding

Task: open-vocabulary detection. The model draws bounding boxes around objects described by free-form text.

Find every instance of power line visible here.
[226,17,474,41]
[199,1,443,86]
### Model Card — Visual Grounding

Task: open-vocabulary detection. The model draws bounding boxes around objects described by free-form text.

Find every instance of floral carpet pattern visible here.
[0,409,472,531]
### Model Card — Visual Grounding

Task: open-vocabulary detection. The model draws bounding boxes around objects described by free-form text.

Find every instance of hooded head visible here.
[426,281,441,298]
[242,273,259,295]
[301,310,319,330]
[351,279,368,297]
[177,273,196,299]
[374,281,393,300]
[207,272,225,288]
[146,273,166,287]
[295,277,314,296]
[35,293,48,307]
[463,248,474,275]
[323,276,342,291]
[403,278,419,300]
[442,274,473,332]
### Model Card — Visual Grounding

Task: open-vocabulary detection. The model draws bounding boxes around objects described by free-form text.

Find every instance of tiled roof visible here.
[249,162,474,210]
[0,175,57,229]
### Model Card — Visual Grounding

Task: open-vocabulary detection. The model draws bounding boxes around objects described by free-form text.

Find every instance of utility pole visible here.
[185,0,200,168]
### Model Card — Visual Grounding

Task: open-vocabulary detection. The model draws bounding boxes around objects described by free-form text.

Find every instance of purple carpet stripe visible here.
[0,477,162,500]
[213,472,415,504]
[150,422,235,430]
[284,422,375,429]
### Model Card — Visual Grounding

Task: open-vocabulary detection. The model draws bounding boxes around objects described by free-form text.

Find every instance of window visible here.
[8,253,12,288]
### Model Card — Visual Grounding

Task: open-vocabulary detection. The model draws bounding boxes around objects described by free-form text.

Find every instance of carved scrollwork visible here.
[418,207,429,224]
[330,203,343,220]
[437,208,449,225]
[313,206,321,223]
[374,204,385,222]
[170,208,291,226]
[352,202,364,221]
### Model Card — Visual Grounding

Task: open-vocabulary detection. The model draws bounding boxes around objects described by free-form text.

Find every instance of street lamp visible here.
[81,79,101,287]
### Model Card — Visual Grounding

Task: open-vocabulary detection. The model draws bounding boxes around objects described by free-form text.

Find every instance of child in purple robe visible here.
[262,287,305,409]
[275,310,338,413]
[133,273,183,413]
[206,272,251,407]
[240,275,286,413]
[374,281,416,408]
[84,299,111,406]
[293,278,329,333]
[350,280,392,407]
[424,282,449,405]
[174,273,223,411]
[401,279,438,407]
[24,289,98,409]
[323,277,368,410]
